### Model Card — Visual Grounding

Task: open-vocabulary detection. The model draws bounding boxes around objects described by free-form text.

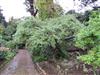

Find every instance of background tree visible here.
[73,0,97,6]
[75,11,100,74]
[25,0,63,20]
[35,0,63,20]
[24,0,38,16]
[0,7,7,27]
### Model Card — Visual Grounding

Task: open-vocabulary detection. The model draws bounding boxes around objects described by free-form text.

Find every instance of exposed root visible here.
[35,63,47,75]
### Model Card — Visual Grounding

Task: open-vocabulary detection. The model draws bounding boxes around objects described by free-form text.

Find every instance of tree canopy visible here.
[0,7,7,27]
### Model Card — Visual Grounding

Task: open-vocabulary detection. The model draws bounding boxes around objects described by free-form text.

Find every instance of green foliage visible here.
[5,41,17,49]
[76,11,100,69]
[3,19,18,41]
[0,25,4,34]
[0,18,17,60]
[0,51,7,59]
[0,51,15,60]
[5,51,15,60]
[27,15,81,61]
[13,17,42,46]
[0,18,19,47]
[78,46,100,68]
[36,0,63,20]
[12,15,82,61]
[0,25,6,46]
[0,8,7,27]
[75,11,91,24]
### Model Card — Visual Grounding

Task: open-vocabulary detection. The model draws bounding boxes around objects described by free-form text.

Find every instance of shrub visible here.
[75,11,100,69]
[0,18,19,47]
[26,15,82,61]
[0,50,15,60]
[13,17,42,46]
[11,15,82,61]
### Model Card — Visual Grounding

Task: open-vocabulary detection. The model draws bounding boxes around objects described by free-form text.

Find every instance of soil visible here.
[37,61,94,75]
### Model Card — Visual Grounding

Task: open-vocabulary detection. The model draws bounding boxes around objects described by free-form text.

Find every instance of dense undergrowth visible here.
[0,50,15,61]
[12,15,82,61]
[0,19,18,63]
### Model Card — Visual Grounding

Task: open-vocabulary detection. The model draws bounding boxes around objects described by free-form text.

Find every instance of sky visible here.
[56,0,100,13]
[0,0,30,21]
[54,0,74,11]
[0,0,100,21]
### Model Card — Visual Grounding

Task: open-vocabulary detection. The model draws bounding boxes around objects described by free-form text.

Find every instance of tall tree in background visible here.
[36,0,63,20]
[24,0,38,16]
[80,0,97,6]
[0,7,7,27]
[71,0,99,23]
[25,0,63,20]
[73,0,98,7]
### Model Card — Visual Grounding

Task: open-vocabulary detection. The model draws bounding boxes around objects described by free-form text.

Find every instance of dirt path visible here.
[0,49,39,75]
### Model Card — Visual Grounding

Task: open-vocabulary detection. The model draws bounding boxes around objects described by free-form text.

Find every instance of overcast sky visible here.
[0,0,100,21]
[0,0,30,21]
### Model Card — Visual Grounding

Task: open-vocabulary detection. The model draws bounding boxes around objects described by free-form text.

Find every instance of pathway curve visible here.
[0,49,39,75]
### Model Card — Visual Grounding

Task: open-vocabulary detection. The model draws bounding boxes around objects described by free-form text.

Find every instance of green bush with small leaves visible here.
[0,51,15,60]
[13,17,42,46]
[76,11,100,69]
[27,15,82,61]
[13,15,82,61]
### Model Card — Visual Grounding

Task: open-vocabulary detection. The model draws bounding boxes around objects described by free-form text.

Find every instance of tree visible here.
[35,0,59,20]
[76,11,100,74]
[24,0,63,20]
[24,0,38,16]
[0,7,7,27]
[11,15,82,61]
